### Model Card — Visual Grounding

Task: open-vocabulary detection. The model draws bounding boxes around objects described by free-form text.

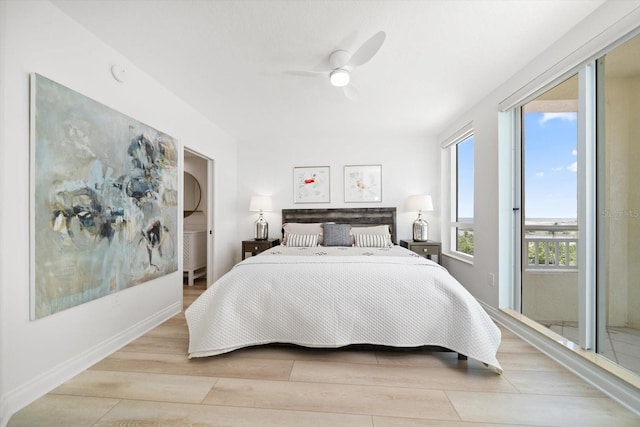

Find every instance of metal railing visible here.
[525,224,578,270]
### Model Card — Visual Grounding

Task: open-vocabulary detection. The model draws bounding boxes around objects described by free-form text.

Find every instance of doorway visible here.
[183,149,213,287]
[518,75,580,343]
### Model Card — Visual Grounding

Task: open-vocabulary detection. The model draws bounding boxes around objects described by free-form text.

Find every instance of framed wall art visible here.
[30,73,179,319]
[344,164,382,203]
[293,166,330,203]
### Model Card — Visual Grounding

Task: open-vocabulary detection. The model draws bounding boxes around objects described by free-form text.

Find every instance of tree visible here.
[457,230,474,255]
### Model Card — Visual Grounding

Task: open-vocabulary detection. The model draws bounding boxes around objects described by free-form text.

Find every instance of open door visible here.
[183,149,213,287]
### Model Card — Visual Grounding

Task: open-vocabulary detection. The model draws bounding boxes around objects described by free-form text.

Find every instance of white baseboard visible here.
[0,301,181,427]
[481,301,640,416]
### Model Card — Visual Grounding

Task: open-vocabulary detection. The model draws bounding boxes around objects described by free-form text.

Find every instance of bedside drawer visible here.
[245,241,270,252]
[409,244,439,256]
[241,238,280,260]
[399,240,442,264]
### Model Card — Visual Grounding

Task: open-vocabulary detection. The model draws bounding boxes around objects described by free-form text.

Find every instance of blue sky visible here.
[457,136,474,219]
[456,112,577,220]
[524,111,577,219]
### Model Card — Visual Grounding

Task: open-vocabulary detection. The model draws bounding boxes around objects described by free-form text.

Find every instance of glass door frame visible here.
[512,63,597,351]
[513,109,523,313]
[577,62,597,351]
[595,56,608,356]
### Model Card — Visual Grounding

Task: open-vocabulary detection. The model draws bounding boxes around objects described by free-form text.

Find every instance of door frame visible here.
[183,147,214,287]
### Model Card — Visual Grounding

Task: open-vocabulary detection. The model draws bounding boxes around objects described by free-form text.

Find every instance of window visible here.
[446,128,474,258]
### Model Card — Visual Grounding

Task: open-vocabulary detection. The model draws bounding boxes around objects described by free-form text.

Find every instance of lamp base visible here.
[255,214,268,240]
[413,215,429,242]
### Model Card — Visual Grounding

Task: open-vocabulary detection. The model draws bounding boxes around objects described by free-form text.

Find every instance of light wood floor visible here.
[9,279,640,426]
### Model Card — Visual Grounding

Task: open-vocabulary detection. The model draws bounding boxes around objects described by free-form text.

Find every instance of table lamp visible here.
[249,196,272,240]
[408,195,434,242]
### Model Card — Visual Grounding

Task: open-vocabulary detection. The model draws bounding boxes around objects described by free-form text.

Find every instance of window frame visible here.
[442,124,475,262]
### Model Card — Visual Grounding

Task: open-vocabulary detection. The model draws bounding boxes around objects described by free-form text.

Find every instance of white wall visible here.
[0,1,237,425]
[236,134,439,263]
[439,0,640,308]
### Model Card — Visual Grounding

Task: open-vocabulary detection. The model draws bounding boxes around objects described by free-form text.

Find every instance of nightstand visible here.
[241,238,280,260]
[399,239,442,265]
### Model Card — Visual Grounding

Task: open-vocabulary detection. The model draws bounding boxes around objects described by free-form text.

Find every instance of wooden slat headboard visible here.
[282,207,397,244]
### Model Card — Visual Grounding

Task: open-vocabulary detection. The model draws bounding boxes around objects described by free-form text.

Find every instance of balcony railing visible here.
[525,224,578,270]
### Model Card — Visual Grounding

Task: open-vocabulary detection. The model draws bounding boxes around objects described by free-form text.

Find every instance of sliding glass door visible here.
[597,34,640,376]
[519,75,580,343]
[514,31,640,376]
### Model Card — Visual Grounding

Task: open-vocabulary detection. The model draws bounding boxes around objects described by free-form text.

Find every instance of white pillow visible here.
[350,225,392,245]
[351,225,391,235]
[285,233,319,247]
[282,222,324,245]
[354,233,392,248]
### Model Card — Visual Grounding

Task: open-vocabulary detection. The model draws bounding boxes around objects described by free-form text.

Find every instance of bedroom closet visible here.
[184,149,212,286]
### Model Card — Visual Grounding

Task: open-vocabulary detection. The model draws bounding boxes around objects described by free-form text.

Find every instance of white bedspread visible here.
[185,246,502,372]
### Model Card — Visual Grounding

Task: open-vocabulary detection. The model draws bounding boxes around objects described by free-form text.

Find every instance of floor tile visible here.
[203,377,460,420]
[497,337,538,353]
[494,351,566,372]
[373,416,535,427]
[91,351,293,381]
[560,325,580,343]
[374,350,488,370]
[446,390,640,426]
[7,395,119,427]
[52,370,217,403]
[615,352,640,377]
[609,337,640,357]
[290,360,516,392]
[496,324,519,339]
[502,369,604,396]
[144,317,189,339]
[92,399,374,427]
[120,335,188,354]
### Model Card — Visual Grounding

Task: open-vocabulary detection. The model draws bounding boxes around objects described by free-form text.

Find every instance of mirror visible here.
[184,172,201,218]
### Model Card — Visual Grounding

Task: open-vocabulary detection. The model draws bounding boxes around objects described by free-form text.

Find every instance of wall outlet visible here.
[488,273,496,287]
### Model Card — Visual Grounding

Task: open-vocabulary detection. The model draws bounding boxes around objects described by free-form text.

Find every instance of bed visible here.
[185,207,502,372]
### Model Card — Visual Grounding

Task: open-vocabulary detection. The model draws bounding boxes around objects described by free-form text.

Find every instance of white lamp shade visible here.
[249,196,273,212]
[407,194,434,212]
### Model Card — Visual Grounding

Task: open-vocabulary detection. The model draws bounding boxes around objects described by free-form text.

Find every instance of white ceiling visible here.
[51,0,605,143]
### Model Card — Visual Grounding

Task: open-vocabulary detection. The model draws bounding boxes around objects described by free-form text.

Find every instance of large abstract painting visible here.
[30,74,179,319]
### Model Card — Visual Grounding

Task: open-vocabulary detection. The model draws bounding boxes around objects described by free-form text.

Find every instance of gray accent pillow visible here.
[322,223,352,246]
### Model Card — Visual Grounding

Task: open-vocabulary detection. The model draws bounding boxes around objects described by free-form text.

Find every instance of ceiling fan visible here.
[286,31,386,101]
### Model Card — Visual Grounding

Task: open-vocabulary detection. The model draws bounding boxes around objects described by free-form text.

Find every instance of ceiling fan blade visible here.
[346,31,386,68]
[343,84,360,102]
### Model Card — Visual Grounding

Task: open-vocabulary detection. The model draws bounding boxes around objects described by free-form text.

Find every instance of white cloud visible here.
[567,162,577,172]
[539,112,577,125]
[552,167,563,171]
[572,149,577,156]
[536,172,545,177]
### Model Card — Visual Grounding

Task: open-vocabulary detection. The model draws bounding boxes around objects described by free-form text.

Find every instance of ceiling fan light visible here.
[330,69,350,87]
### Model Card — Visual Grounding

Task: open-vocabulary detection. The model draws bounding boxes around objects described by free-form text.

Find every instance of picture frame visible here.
[293,166,330,203]
[30,73,179,319]
[344,164,382,203]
